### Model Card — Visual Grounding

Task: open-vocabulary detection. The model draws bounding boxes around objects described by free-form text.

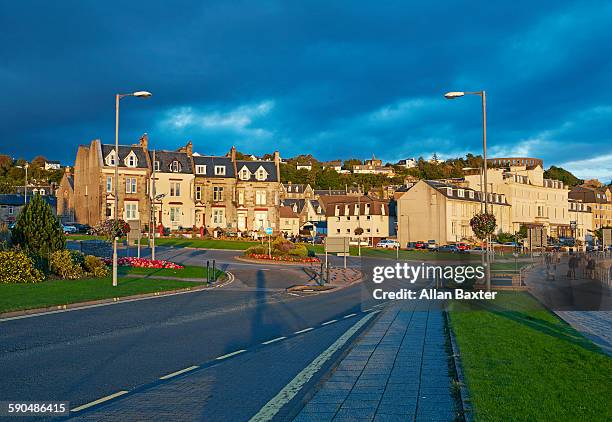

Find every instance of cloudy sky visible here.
[1,1,611,181]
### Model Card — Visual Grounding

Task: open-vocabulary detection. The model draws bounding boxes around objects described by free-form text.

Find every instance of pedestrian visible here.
[586,258,596,279]
[568,255,577,279]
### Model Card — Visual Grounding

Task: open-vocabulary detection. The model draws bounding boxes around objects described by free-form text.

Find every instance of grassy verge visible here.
[448,292,611,421]
[147,238,259,250]
[0,277,201,314]
[118,265,224,279]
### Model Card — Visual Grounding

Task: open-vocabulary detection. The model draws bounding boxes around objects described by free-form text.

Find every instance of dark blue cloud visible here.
[0,0,611,180]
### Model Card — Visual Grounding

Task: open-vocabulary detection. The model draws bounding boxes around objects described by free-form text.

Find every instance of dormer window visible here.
[105,150,117,166]
[239,167,250,180]
[170,160,182,172]
[468,191,474,199]
[195,165,206,175]
[124,151,138,168]
[457,189,465,198]
[255,167,267,181]
[215,166,226,176]
[154,161,160,171]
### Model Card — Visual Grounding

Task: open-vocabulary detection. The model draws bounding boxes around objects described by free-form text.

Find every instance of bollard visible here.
[326,262,330,285]
[212,259,216,283]
[206,260,210,284]
[320,262,324,285]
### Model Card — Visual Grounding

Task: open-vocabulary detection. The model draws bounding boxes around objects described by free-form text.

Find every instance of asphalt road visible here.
[0,249,431,421]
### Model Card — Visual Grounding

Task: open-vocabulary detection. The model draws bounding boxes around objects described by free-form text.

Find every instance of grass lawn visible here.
[118,265,224,280]
[449,292,612,421]
[0,277,201,314]
[147,237,260,250]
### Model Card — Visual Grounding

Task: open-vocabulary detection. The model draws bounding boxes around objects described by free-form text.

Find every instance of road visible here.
[0,247,430,421]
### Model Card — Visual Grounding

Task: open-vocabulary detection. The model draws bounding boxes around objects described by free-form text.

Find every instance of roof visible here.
[283,183,309,193]
[101,144,149,169]
[153,150,193,174]
[314,187,360,196]
[425,180,509,206]
[318,195,388,217]
[280,198,306,213]
[236,160,279,182]
[192,155,235,178]
[279,206,299,218]
[0,194,57,207]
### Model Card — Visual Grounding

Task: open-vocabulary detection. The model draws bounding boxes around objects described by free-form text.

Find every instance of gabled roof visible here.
[318,195,388,217]
[425,180,509,206]
[236,160,278,182]
[153,150,193,174]
[280,198,306,213]
[101,144,149,169]
[282,183,309,193]
[192,155,235,178]
[279,206,299,218]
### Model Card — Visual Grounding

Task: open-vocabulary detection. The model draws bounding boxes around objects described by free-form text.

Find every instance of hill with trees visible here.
[543,166,582,187]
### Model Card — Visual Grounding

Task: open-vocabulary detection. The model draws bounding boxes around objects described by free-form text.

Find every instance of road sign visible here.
[265,227,273,235]
[325,237,350,254]
[528,226,545,250]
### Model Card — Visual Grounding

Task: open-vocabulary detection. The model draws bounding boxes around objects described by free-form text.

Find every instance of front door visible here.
[237,214,246,231]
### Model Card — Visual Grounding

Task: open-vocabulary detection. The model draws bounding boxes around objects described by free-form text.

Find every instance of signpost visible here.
[528,226,545,257]
[325,237,350,269]
[603,228,612,249]
[265,227,273,258]
[127,220,142,258]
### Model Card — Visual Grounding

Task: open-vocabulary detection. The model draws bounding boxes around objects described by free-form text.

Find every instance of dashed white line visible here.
[262,336,286,345]
[159,365,199,380]
[322,319,337,326]
[343,313,357,319]
[71,390,129,412]
[294,327,313,334]
[215,349,246,360]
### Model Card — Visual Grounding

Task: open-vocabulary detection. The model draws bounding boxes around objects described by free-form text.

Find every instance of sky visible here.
[1,1,611,182]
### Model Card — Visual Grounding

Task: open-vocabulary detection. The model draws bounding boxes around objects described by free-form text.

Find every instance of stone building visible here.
[569,185,611,230]
[568,199,593,242]
[280,182,314,200]
[279,206,300,236]
[55,168,75,223]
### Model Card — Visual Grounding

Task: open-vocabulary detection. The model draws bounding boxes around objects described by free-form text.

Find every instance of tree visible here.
[469,213,497,240]
[11,193,65,257]
[543,166,582,187]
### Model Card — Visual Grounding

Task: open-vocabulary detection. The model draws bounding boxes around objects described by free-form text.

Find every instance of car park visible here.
[62,224,78,234]
[415,241,428,249]
[437,244,459,253]
[427,240,438,250]
[376,239,400,248]
[65,222,92,234]
[406,242,418,250]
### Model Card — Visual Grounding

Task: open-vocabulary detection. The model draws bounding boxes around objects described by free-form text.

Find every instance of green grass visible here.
[66,234,106,241]
[0,277,201,313]
[146,237,260,250]
[118,265,224,280]
[449,292,612,421]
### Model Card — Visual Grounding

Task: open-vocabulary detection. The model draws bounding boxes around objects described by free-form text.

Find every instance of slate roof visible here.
[280,199,306,213]
[426,180,509,206]
[192,156,235,178]
[279,206,299,218]
[236,160,279,182]
[153,150,193,174]
[101,144,149,169]
[0,194,57,208]
[318,195,388,217]
[283,183,309,193]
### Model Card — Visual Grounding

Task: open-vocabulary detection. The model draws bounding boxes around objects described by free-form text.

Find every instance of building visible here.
[0,194,57,224]
[44,160,62,171]
[488,157,543,168]
[296,162,312,171]
[396,180,511,246]
[397,158,417,169]
[319,195,393,244]
[569,185,612,230]
[322,160,342,172]
[191,151,236,233]
[152,143,196,231]
[235,152,282,233]
[72,136,151,227]
[464,160,569,239]
[280,182,314,200]
[352,156,395,177]
[279,206,300,236]
[56,168,75,223]
[568,199,593,242]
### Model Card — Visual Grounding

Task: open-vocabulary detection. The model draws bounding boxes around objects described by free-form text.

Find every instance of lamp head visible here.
[133,91,152,98]
[444,91,465,99]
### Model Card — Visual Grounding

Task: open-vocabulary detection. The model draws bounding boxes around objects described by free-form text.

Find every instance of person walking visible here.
[568,255,577,279]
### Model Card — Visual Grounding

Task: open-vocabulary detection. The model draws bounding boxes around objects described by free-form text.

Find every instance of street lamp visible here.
[446,90,491,290]
[16,164,29,204]
[112,91,152,288]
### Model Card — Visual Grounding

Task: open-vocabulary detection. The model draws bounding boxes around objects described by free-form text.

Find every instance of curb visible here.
[444,310,473,422]
[0,272,234,321]
[233,256,321,267]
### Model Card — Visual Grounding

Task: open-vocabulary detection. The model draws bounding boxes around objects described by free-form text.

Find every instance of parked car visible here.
[66,222,92,234]
[62,224,77,234]
[406,242,418,250]
[437,244,459,253]
[376,239,400,249]
[427,240,438,250]
[415,241,428,250]
[456,242,470,251]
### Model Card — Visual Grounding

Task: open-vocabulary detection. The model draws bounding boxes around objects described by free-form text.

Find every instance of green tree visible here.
[543,166,582,187]
[11,193,65,257]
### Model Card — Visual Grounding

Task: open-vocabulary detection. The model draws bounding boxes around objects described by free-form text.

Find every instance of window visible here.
[256,190,266,205]
[195,165,206,175]
[256,168,266,181]
[238,190,244,205]
[8,206,14,215]
[39,189,45,196]
[170,182,181,197]
[213,186,224,202]
[105,151,116,166]
[125,203,138,220]
[215,166,226,176]
[170,161,182,172]
[106,176,112,193]
[170,206,181,222]
[125,151,138,168]
[126,177,137,194]
[239,168,250,180]
[213,208,225,225]
[195,186,202,201]
[154,161,160,171]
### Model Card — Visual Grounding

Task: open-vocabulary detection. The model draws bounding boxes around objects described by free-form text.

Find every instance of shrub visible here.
[288,244,308,257]
[0,250,44,283]
[49,250,84,279]
[84,255,109,277]
[307,248,316,257]
[11,193,65,257]
[245,245,267,255]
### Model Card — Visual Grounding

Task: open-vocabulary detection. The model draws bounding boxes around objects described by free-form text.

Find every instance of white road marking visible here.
[373,303,386,308]
[159,365,199,380]
[215,349,246,360]
[249,312,377,422]
[261,336,286,345]
[321,319,337,325]
[70,390,129,412]
[294,327,313,334]
[343,313,357,319]
[363,308,373,312]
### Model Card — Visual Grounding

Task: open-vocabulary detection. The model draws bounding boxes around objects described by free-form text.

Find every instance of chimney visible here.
[273,150,280,164]
[273,150,280,182]
[139,133,149,150]
[230,146,236,161]
[184,141,193,156]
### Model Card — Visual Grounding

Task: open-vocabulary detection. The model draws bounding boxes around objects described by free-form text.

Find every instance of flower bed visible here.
[246,253,320,263]
[102,257,184,269]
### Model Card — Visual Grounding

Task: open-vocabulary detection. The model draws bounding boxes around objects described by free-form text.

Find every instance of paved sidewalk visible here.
[555,310,612,356]
[294,301,460,422]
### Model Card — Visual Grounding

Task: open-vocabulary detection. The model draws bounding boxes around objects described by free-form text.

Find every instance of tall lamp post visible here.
[16,164,29,204]
[446,90,491,290]
[112,91,152,287]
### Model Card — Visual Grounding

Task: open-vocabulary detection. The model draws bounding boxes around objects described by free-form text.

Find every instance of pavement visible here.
[293,300,459,422]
